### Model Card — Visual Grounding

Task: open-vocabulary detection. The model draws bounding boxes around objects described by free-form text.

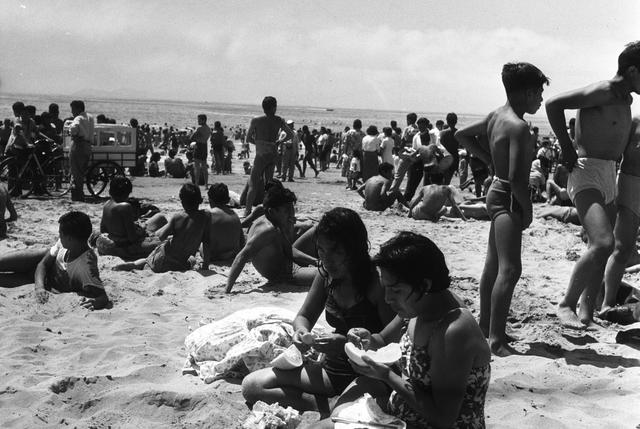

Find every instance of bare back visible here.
[101,200,139,242]
[363,176,390,211]
[164,210,209,262]
[247,216,291,280]
[486,106,534,181]
[412,185,451,220]
[620,117,640,176]
[575,81,632,160]
[208,206,243,261]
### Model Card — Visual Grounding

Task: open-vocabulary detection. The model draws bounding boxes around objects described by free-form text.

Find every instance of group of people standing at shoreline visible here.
[2,40,640,428]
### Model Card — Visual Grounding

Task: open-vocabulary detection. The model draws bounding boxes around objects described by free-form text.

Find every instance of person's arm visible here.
[347,315,404,351]
[34,251,55,304]
[292,272,328,353]
[201,218,211,269]
[245,118,257,144]
[408,188,423,217]
[276,119,294,144]
[117,204,146,243]
[225,224,271,293]
[509,123,534,229]
[156,215,175,241]
[455,119,491,167]
[356,182,366,199]
[545,82,621,168]
[446,189,467,221]
[291,247,318,267]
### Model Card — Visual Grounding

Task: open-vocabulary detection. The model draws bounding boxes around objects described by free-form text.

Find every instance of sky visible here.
[1,0,639,115]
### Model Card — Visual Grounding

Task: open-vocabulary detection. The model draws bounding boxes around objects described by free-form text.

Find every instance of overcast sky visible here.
[1,0,638,114]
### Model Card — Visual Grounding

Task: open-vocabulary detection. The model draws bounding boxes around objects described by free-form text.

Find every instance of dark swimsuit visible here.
[322,280,385,392]
[485,177,523,221]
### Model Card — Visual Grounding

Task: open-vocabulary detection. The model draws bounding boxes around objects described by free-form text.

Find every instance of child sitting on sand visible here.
[114,183,211,273]
[0,182,18,239]
[0,211,109,310]
[95,176,167,260]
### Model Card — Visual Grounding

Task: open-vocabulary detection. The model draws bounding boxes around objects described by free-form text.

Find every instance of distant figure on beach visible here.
[114,184,211,273]
[226,185,317,293]
[211,121,226,175]
[409,184,474,222]
[361,125,381,182]
[164,148,187,178]
[456,62,549,355]
[243,96,294,217]
[205,183,244,265]
[357,162,408,211]
[546,163,572,206]
[96,176,167,260]
[190,114,211,187]
[68,100,95,202]
[0,211,109,310]
[389,113,419,196]
[439,113,460,185]
[280,120,302,182]
[0,182,18,239]
[546,41,640,330]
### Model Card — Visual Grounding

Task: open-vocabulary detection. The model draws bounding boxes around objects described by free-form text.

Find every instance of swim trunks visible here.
[145,241,191,273]
[485,177,522,221]
[617,172,640,218]
[566,157,617,204]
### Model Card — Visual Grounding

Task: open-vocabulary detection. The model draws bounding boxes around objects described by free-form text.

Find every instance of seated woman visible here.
[312,231,491,428]
[241,207,395,415]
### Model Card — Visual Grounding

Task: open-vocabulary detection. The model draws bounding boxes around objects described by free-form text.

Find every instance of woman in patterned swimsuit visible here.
[242,207,395,416]
[314,231,491,428]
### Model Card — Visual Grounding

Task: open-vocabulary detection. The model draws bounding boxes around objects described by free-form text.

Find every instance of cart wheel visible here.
[43,156,72,197]
[86,161,125,197]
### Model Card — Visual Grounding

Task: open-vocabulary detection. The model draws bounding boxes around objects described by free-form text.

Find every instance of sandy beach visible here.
[1,161,640,428]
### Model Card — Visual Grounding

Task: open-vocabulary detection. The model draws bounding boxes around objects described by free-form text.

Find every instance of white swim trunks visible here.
[617,172,640,218]
[566,157,617,204]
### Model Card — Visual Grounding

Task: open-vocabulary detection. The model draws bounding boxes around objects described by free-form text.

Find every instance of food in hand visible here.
[344,342,401,366]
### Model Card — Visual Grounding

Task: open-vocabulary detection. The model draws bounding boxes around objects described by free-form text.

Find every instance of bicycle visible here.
[0,139,71,198]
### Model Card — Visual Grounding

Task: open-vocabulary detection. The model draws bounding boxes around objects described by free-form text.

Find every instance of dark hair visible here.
[130,118,139,128]
[406,113,417,124]
[263,185,296,210]
[49,103,59,114]
[315,207,373,298]
[59,211,93,242]
[416,117,429,127]
[436,120,444,127]
[302,125,310,133]
[262,96,277,113]
[265,178,284,192]
[208,182,230,205]
[151,152,161,162]
[12,101,25,116]
[383,127,393,137]
[501,62,550,93]
[320,126,327,134]
[353,119,362,129]
[353,149,362,158]
[179,183,203,208]
[373,231,450,295]
[390,120,397,127]
[109,175,133,198]
[366,125,378,136]
[446,113,458,127]
[214,121,222,129]
[378,162,394,175]
[617,41,640,76]
[168,148,177,158]
[70,100,85,112]
[197,114,207,123]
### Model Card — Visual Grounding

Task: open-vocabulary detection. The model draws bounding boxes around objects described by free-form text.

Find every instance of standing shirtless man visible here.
[244,96,294,217]
[456,62,549,355]
[546,41,640,329]
[226,186,317,293]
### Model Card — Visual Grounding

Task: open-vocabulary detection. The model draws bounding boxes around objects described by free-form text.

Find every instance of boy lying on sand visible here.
[114,184,210,273]
[96,176,167,260]
[0,211,108,310]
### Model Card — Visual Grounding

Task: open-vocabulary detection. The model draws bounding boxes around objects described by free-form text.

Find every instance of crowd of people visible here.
[2,40,640,428]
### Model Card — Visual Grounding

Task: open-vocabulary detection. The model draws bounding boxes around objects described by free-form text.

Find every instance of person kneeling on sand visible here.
[205,183,245,265]
[242,208,394,416]
[409,184,469,221]
[0,211,109,310]
[0,182,18,239]
[225,185,318,293]
[311,232,491,429]
[96,176,167,260]
[357,162,409,211]
[114,184,211,273]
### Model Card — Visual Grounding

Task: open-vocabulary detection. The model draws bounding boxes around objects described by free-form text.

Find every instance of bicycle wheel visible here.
[0,157,35,198]
[86,161,125,197]
[43,156,72,197]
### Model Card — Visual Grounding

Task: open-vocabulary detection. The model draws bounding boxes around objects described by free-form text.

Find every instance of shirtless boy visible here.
[546,41,640,329]
[456,62,549,355]
[226,186,317,293]
[96,176,167,260]
[357,163,409,211]
[602,116,640,318]
[114,184,210,273]
[244,96,294,217]
[409,184,468,222]
[205,183,244,264]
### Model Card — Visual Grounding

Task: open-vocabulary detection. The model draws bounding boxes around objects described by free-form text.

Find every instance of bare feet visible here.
[489,339,517,357]
[557,305,586,329]
[112,262,137,271]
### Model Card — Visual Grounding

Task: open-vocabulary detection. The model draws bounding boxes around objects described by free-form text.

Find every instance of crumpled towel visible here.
[183,307,328,383]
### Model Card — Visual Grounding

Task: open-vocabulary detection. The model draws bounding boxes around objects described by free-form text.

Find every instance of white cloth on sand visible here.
[183,307,328,383]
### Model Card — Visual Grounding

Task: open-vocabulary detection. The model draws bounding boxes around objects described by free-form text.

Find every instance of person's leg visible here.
[241,365,337,413]
[558,189,614,329]
[144,213,168,233]
[602,207,640,314]
[291,266,318,288]
[193,159,203,186]
[244,154,268,217]
[112,258,147,271]
[214,151,224,174]
[0,248,48,273]
[403,162,422,201]
[478,221,498,339]
[488,212,523,356]
[390,157,410,193]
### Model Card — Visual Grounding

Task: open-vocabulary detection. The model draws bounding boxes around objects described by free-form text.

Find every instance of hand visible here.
[312,333,347,355]
[292,328,312,353]
[35,288,49,305]
[80,295,108,310]
[347,328,372,350]
[560,150,578,172]
[349,356,391,382]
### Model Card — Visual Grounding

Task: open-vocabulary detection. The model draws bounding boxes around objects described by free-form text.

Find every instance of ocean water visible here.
[0,93,553,135]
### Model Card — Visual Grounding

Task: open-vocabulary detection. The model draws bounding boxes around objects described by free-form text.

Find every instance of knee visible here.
[590,237,615,258]
[498,265,522,283]
[613,241,635,262]
[241,371,266,404]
